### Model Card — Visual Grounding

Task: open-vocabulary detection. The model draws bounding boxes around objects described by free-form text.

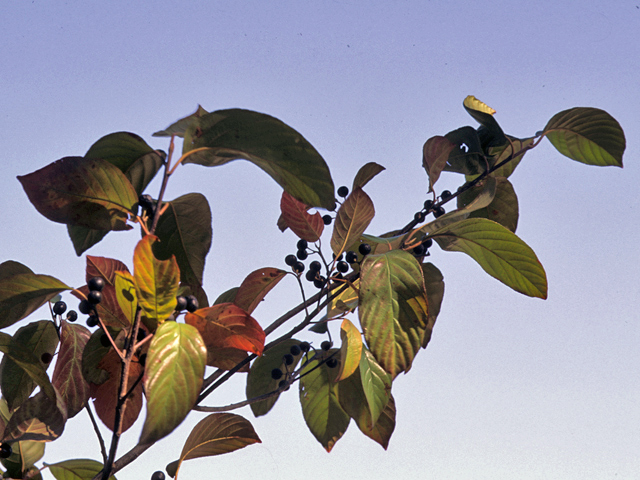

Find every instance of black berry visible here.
[336,261,349,273]
[434,206,446,218]
[78,299,92,315]
[0,443,11,459]
[326,358,338,369]
[285,254,297,266]
[337,186,349,198]
[309,261,322,272]
[321,340,332,351]
[296,239,308,251]
[52,301,67,315]
[100,334,111,348]
[186,295,199,313]
[278,379,289,390]
[299,341,310,352]
[137,328,147,342]
[296,249,308,260]
[271,368,283,380]
[86,315,99,328]
[313,276,326,289]
[139,194,154,209]
[87,276,105,292]
[423,199,434,210]
[346,251,358,264]
[151,471,165,480]
[413,244,426,256]
[441,190,452,200]
[305,270,317,282]
[414,211,426,222]
[283,354,294,365]
[290,345,301,356]
[87,290,102,305]
[66,310,78,322]
[293,262,305,274]
[423,238,433,249]
[175,295,188,311]
[41,352,53,364]
[358,243,372,256]
[322,214,332,225]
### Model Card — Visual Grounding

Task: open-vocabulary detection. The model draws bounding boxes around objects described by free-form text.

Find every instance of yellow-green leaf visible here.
[114,271,137,325]
[46,459,116,480]
[336,319,362,381]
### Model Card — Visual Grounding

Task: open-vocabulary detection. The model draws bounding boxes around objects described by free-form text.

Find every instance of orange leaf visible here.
[91,349,143,432]
[185,304,265,357]
[205,347,250,371]
[234,267,286,315]
[279,192,324,242]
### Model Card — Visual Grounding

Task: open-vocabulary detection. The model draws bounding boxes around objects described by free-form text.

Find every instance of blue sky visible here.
[1,1,639,479]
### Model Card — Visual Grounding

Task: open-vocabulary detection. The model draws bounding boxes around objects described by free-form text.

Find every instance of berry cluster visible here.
[175,295,199,313]
[52,299,78,323]
[270,342,311,390]
[77,277,105,328]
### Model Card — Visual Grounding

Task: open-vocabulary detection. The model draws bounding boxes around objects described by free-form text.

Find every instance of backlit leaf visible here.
[246,339,304,417]
[47,459,116,480]
[140,322,206,444]
[432,218,547,298]
[1,439,44,477]
[114,271,137,325]
[299,355,350,452]
[0,320,58,410]
[52,320,91,418]
[182,109,335,210]
[543,107,625,167]
[422,136,456,190]
[134,235,180,331]
[279,192,324,242]
[0,271,70,329]
[359,250,429,378]
[153,193,212,293]
[18,157,137,231]
[185,304,265,361]
[166,413,261,479]
[153,105,209,138]
[233,267,287,315]
[330,187,375,257]
[336,319,362,382]
[352,162,385,190]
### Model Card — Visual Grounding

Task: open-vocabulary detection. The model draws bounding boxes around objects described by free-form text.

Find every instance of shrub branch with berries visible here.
[0,97,625,479]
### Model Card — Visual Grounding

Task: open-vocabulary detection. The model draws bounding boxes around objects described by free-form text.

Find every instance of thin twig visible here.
[85,404,108,465]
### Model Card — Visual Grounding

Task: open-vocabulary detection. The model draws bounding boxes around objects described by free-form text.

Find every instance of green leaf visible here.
[432,218,547,298]
[335,319,362,382]
[1,440,45,478]
[2,390,66,442]
[17,157,138,231]
[46,459,115,480]
[134,236,180,331]
[0,332,57,403]
[233,267,287,315]
[246,339,304,417]
[67,225,108,257]
[485,136,534,178]
[139,322,206,444]
[153,105,209,138]
[279,192,324,242]
[299,354,350,452]
[0,271,70,329]
[358,250,429,378]
[52,320,91,418]
[0,320,58,411]
[460,176,519,232]
[182,109,336,210]
[153,193,212,293]
[352,162,385,190]
[166,413,261,478]
[355,394,396,450]
[85,132,165,194]
[213,287,239,306]
[543,107,625,167]
[0,261,33,281]
[422,135,456,190]
[330,187,375,257]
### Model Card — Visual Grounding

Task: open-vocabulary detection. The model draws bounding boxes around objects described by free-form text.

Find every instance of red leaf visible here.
[422,136,456,189]
[185,304,265,360]
[85,256,130,284]
[91,349,143,432]
[279,192,324,242]
[234,267,287,315]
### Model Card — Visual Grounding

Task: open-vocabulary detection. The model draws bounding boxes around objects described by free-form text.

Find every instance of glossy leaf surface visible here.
[233,267,287,315]
[299,355,350,452]
[0,271,70,329]
[182,109,336,210]
[52,320,91,418]
[134,235,180,330]
[246,339,304,417]
[140,322,206,444]
[544,107,625,167]
[166,413,261,478]
[153,193,212,293]
[1,320,58,410]
[432,218,547,298]
[330,187,375,256]
[18,157,137,231]
[359,250,429,378]
[279,192,324,242]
